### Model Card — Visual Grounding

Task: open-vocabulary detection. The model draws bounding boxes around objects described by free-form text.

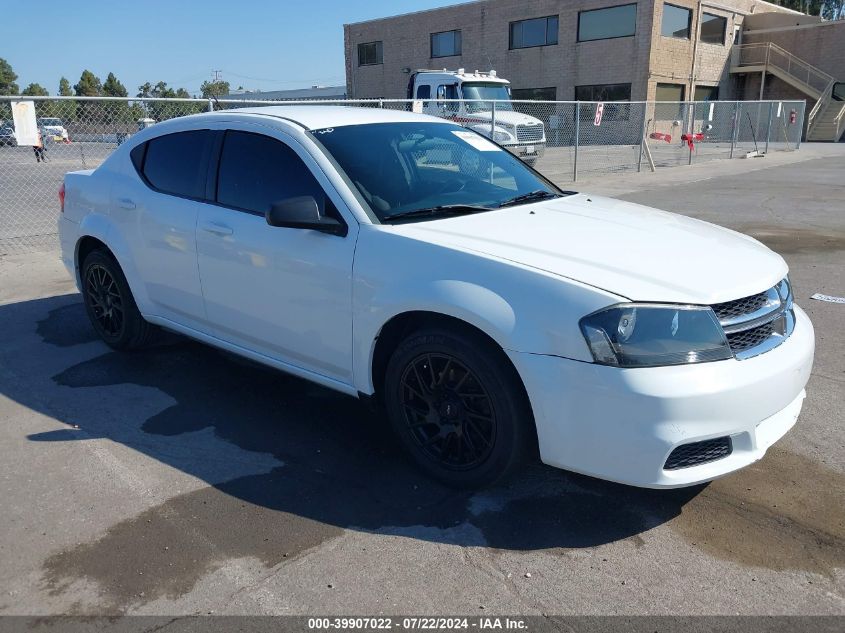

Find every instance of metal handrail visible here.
[733,42,835,95]
[808,79,835,133]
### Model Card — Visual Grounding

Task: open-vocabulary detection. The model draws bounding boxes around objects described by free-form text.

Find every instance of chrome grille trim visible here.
[714,286,781,329]
[711,277,794,360]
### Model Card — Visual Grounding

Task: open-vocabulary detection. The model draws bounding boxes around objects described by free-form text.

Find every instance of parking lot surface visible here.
[0,152,843,615]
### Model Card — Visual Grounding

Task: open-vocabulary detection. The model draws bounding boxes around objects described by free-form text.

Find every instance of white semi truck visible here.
[406,69,546,166]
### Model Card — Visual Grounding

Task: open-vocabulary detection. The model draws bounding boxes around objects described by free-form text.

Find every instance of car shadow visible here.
[7,293,703,553]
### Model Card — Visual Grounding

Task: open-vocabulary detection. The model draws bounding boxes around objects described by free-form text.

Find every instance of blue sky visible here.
[5,0,462,96]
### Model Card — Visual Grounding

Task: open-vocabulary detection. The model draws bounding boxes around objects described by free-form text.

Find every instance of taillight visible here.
[59,183,65,213]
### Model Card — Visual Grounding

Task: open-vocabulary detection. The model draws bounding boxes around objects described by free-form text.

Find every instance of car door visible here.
[195,125,358,385]
[124,129,214,331]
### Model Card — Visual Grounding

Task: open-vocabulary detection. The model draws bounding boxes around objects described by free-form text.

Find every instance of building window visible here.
[431,30,462,58]
[656,82,686,101]
[694,85,719,101]
[661,3,692,39]
[511,87,557,101]
[577,4,637,42]
[574,83,632,102]
[700,13,727,45]
[358,41,383,66]
[509,16,558,49]
[575,83,632,121]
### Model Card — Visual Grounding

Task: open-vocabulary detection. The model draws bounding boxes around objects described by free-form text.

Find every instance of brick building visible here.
[344,0,798,102]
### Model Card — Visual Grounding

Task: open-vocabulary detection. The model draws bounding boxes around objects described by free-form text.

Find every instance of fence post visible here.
[729,101,740,158]
[796,102,805,150]
[764,101,774,154]
[687,101,695,165]
[638,103,648,173]
[573,102,580,182]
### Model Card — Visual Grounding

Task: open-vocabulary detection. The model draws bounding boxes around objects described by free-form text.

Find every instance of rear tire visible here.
[81,249,155,350]
[384,326,534,488]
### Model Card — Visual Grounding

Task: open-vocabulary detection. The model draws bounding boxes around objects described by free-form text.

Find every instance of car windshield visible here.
[461,83,514,112]
[311,122,565,223]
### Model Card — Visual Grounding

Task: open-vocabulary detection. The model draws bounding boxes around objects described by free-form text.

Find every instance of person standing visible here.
[33,129,47,163]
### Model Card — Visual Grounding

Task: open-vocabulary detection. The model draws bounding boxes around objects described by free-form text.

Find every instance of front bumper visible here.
[505,142,546,161]
[508,304,815,488]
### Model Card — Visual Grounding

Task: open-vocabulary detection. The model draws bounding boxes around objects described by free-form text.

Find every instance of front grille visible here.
[712,291,769,322]
[664,436,732,470]
[516,124,544,143]
[726,319,778,353]
[709,278,793,359]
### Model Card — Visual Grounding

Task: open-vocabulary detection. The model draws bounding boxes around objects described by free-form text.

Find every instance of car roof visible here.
[204,105,450,130]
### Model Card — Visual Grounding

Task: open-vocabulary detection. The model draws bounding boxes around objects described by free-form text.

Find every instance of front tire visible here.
[81,249,154,350]
[384,327,534,488]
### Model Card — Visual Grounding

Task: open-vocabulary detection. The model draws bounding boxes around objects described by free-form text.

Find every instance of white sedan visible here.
[58,106,814,488]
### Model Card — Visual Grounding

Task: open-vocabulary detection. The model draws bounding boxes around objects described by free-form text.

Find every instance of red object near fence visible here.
[649,132,672,143]
[680,132,704,150]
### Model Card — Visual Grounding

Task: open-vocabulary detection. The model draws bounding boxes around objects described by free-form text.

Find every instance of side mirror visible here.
[265,196,347,237]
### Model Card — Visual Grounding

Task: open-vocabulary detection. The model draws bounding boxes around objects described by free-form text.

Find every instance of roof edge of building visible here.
[344,0,486,27]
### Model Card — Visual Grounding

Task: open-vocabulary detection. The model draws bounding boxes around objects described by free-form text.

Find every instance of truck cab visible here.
[407,69,546,165]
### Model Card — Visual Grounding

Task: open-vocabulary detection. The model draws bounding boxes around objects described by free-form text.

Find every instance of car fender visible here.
[351,228,623,394]
[76,213,151,311]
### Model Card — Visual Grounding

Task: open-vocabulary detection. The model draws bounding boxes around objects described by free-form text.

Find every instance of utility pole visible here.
[212,70,222,82]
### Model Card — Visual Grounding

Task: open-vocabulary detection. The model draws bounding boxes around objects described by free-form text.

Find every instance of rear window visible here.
[141,130,212,199]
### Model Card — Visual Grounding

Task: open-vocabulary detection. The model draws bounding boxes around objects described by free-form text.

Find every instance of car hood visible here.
[388,194,787,304]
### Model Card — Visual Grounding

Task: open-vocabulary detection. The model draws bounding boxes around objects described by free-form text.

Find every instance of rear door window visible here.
[141,130,213,199]
[215,130,331,216]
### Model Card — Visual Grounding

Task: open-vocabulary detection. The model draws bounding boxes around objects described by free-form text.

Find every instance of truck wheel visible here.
[81,249,155,350]
[384,326,534,488]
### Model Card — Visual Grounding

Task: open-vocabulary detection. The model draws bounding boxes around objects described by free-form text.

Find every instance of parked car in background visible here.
[0,123,16,147]
[58,106,814,489]
[37,117,69,142]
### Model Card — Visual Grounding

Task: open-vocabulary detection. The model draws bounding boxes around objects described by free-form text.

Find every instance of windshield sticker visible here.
[452,130,501,152]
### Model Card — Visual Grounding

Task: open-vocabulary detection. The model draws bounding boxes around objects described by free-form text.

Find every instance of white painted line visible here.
[810,293,845,304]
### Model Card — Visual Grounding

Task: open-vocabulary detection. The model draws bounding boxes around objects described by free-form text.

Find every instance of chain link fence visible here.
[0,96,805,254]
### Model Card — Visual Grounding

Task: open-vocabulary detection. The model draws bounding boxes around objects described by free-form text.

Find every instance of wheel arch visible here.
[369,310,527,406]
[369,309,539,458]
[74,220,149,312]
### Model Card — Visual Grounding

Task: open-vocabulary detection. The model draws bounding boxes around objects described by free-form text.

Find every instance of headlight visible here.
[579,304,732,367]
[492,129,513,143]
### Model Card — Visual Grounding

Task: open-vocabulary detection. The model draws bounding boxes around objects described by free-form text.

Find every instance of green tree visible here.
[21,83,59,118]
[200,80,229,99]
[102,72,130,125]
[0,58,19,95]
[74,70,102,96]
[74,70,104,124]
[773,0,844,17]
[102,72,128,97]
[136,81,201,119]
[57,76,77,122]
[58,77,73,96]
[21,83,49,96]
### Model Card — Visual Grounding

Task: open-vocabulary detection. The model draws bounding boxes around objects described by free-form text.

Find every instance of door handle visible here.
[117,197,136,210]
[201,222,233,236]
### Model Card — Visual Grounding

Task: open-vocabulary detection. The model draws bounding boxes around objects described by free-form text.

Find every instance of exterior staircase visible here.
[730,42,843,142]
[807,97,845,142]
